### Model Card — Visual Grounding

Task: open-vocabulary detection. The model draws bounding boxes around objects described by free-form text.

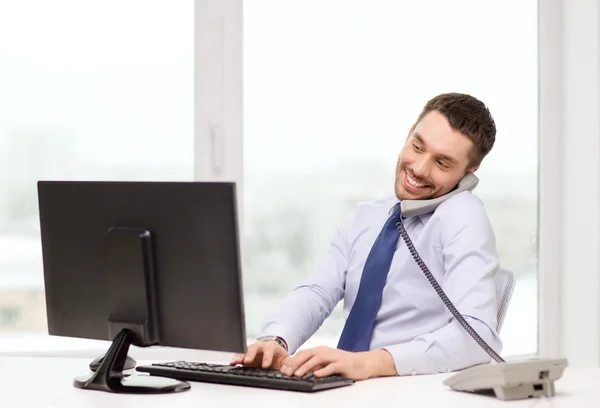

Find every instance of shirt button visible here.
[411,370,417,376]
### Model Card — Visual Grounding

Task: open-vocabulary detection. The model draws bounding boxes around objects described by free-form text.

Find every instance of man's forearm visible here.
[363,349,398,378]
[261,286,339,353]
[381,317,502,376]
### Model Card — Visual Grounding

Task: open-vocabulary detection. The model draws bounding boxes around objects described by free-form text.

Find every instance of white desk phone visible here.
[401,172,567,401]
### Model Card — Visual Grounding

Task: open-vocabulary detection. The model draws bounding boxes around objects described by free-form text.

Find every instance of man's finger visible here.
[278,355,291,370]
[229,353,246,365]
[314,362,341,378]
[243,345,261,364]
[294,354,326,377]
[261,346,275,368]
[281,349,314,376]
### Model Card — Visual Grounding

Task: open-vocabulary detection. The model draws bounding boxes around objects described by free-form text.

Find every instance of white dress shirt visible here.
[260,191,502,376]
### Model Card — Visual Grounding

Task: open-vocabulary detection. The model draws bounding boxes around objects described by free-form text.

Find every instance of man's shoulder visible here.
[347,192,488,220]
[349,195,401,222]
[435,190,487,216]
[337,196,397,234]
[341,192,490,226]
[354,195,398,213]
[432,191,495,239]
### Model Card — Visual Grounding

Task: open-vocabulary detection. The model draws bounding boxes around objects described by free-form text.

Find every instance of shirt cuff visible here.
[380,341,430,376]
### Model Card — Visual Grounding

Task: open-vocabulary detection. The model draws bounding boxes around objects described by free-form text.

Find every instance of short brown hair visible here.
[415,93,496,166]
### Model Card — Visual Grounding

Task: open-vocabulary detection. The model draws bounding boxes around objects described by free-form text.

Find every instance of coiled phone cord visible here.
[396,219,506,364]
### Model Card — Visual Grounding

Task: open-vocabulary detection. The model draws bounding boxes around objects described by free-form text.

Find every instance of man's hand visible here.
[230,341,290,370]
[279,346,397,381]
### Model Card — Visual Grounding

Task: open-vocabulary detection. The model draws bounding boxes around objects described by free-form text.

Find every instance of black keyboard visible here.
[135,361,355,392]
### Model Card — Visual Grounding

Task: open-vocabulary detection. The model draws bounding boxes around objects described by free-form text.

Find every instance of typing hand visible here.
[230,341,290,370]
[279,346,373,380]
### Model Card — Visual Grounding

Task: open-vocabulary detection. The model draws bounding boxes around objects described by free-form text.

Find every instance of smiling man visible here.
[231,93,502,380]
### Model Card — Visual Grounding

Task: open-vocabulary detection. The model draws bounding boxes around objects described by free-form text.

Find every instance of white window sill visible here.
[0,334,339,362]
[0,334,236,363]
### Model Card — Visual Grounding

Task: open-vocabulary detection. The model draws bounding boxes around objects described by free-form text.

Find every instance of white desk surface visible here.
[1,355,598,407]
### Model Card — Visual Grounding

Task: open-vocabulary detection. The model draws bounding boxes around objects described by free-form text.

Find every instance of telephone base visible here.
[443,358,568,401]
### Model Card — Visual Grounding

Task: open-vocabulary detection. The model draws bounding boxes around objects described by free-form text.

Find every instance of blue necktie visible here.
[337,202,402,352]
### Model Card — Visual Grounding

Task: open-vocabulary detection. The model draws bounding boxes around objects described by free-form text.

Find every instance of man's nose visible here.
[412,157,431,178]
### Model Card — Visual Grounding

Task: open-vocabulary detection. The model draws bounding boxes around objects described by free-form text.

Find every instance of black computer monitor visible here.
[37,181,246,394]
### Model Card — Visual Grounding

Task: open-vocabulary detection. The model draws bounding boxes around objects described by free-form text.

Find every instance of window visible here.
[1,0,542,359]
[242,0,538,355]
[0,0,193,350]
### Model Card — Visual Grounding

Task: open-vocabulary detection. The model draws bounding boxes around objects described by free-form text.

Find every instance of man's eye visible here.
[436,159,448,168]
[413,144,422,151]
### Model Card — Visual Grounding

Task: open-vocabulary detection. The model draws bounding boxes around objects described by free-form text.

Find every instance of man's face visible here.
[394,110,477,201]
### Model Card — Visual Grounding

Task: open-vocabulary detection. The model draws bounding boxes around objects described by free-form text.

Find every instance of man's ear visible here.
[469,165,479,173]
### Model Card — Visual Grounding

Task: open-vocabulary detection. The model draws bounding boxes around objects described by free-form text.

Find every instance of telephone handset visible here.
[400,172,479,218]
[396,172,567,400]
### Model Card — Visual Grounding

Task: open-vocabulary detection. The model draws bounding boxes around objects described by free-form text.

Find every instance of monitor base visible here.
[73,329,190,394]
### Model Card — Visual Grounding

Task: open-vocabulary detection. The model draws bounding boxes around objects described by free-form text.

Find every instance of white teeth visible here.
[407,173,426,188]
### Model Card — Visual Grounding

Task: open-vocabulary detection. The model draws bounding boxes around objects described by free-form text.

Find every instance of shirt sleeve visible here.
[382,194,503,375]
[259,224,350,354]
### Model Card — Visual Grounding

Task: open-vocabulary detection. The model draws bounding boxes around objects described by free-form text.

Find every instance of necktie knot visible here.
[392,202,402,218]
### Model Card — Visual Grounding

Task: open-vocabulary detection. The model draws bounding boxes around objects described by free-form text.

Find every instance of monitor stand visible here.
[73,328,190,393]
[73,226,190,394]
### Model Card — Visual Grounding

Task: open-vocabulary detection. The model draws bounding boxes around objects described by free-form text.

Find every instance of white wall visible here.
[539,0,600,366]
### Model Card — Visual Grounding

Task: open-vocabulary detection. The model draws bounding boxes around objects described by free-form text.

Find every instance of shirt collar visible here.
[389,198,432,226]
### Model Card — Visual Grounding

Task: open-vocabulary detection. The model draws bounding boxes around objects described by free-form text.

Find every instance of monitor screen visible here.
[37,181,246,354]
